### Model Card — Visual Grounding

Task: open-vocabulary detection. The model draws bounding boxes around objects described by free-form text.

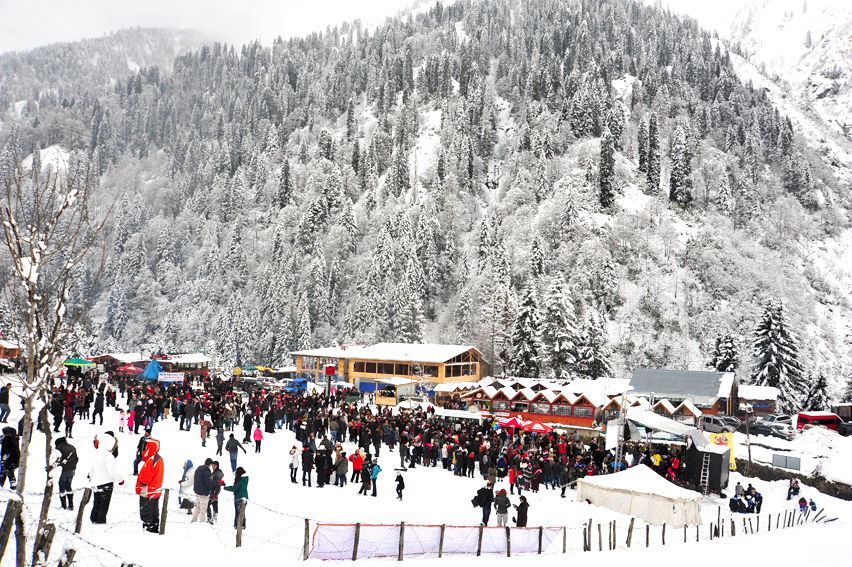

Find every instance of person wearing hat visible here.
[54,436,78,509]
[89,432,123,523]
[136,437,164,533]
[132,429,152,476]
[289,446,300,483]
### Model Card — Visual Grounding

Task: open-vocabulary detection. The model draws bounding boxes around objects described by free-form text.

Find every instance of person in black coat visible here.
[264,411,275,434]
[476,482,494,525]
[0,426,21,489]
[91,392,105,425]
[301,449,314,486]
[54,437,79,509]
[514,495,529,527]
[242,413,253,443]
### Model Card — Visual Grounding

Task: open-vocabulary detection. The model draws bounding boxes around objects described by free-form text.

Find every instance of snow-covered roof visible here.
[563,378,632,396]
[532,390,559,403]
[164,353,212,365]
[375,377,417,386]
[579,464,702,502]
[291,343,484,364]
[103,352,144,364]
[624,410,709,447]
[738,385,779,401]
[654,399,677,414]
[0,340,21,350]
[629,368,735,407]
[274,366,298,373]
[675,400,702,417]
[433,382,479,392]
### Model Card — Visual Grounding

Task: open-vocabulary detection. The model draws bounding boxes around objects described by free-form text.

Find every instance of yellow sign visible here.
[234,367,242,375]
[709,432,736,471]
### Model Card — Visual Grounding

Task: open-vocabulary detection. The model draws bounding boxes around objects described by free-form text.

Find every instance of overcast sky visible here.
[0,0,415,55]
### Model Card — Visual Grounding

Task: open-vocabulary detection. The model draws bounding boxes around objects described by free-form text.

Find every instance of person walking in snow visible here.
[89,432,123,523]
[54,437,78,510]
[0,426,21,490]
[135,437,164,533]
[253,426,264,453]
[395,471,405,500]
[494,489,511,526]
[216,427,225,456]
[178,459,196,514]
[225,434,247,473]
[289,446,300,483]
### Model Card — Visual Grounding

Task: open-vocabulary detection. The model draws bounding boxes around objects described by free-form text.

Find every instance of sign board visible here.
[324,364,336,376]
[771,454,801,471]
[158,372,184,383]
[97,364,105,373]
[709,432,737,471]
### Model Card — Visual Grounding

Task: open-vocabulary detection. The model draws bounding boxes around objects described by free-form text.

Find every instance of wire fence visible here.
[0,486,835,566]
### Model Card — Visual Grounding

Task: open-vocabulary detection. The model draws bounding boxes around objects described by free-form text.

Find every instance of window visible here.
[353,361,366,373]
[395,364,409,376]
[492,401,509,411]
[511,402,529,413]
[532,403,551,415]
[604,410,620,422]
[423,366,438,377]
[552,405,571,416]
[377,363,394,375]
[573,406,593,418]
[365,362,376,373]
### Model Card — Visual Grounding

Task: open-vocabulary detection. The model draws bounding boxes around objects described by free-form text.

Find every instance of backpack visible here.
[471,494,481,508]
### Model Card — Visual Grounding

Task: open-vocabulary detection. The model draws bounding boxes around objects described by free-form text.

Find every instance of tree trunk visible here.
[37,402,54,537]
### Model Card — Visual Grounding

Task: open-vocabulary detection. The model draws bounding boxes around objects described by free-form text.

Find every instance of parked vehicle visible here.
[741,420,795,441]
[698,415,735,433]
[718,416,742,430]
[796,411,845,433]
[757,413,793,426]
[829,404,852,436]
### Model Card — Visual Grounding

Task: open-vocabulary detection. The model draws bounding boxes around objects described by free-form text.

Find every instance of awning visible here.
[625,410,709,447]
[374,377,416,386]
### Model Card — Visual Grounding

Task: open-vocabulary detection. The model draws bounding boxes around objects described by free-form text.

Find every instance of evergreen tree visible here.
[577,311,614,380]
[647,113,661,193]
[529,237,544,277]
[599,127,616,208]
[708,332,738,372]
[509,284,542,378]
[637,116,649,173]
[540,276,581,380]
[751,299,806,414]
[805,372,830,411]
[297,293,312,350]
[669,123,693,206]
[276,160,292,208]
[346,98,357,141]
[716,175,734,216]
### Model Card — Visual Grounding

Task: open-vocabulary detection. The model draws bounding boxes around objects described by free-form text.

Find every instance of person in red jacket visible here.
[135,438,164,533]
[349,449,365,483]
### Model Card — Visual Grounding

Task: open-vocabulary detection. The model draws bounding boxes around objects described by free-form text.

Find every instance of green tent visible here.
[63,358,95,366]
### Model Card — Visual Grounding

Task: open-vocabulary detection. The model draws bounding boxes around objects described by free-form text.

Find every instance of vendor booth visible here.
[375,377,417,406]
[576,464,702,526]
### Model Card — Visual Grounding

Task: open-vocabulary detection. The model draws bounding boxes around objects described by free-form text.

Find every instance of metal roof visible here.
[629,368,735,407]
[291,343,484,364]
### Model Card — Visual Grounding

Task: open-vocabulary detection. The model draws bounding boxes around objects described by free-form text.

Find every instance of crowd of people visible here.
[0,369,739,533]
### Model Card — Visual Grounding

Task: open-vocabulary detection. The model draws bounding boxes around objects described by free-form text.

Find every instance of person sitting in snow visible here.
[787,478,800,501]
[809,498,817,512]
[798,497,808,513]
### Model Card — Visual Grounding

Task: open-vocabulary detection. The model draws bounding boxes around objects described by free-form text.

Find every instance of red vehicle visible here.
[796,411,845,433]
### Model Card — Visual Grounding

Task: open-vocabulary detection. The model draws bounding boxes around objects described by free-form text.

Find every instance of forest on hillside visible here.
[1,0,850,412]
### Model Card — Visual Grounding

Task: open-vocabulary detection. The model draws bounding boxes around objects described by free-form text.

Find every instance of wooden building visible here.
[0,340,21,360]
[464,385,608,428]
[628,368,738,415]
[291,343,489,392]
[159,353,212,379]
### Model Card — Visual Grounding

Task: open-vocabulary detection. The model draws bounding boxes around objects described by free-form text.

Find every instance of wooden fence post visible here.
[645,524,649,548]
[506,526,511,557]
[31,522,56,566]
[598,523,602,551]
[683,524,687,543]
[58,548,76,567]
[756,516,759,532]
[236,500,246,548]
[353,523,361,561]
[75,488,92,534]
[626,518,634,548]
[583,526,587,552]
[0,499,22,564]
[399,521,405,561]
[730,519,735,536]
[813,508,824,523]
[159,489,170,535]
[661,523,666,545]
[475,522,483,557]
[748,518,753,534]
[587,519,592,550]
[717,506,721,533]
[608,522,612,550]
[695,525,699,542]
[438,524,445,558]
[721,521,724,538]
[538,526,543,554]
[562,526,566,553]
[612,520,616,550]
[303,519,310,560]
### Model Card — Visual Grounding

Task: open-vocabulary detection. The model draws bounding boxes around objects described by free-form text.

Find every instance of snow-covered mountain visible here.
[2,0,852,409]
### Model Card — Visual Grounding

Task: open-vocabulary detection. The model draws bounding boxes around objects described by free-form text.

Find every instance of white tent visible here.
[576,465,702,526]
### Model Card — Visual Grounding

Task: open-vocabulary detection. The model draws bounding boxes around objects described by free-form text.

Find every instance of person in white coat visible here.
[289,446,299,483]
[88,433,123,524]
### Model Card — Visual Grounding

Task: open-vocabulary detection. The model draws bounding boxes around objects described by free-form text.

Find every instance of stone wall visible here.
[735,458,852,501]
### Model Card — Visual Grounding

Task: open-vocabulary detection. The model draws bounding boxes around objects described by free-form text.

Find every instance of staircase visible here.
[699,453,711,495]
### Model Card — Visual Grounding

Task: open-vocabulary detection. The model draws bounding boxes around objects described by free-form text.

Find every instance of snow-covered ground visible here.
[0,378,848,566]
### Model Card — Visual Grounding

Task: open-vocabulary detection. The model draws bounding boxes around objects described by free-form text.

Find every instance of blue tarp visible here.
[358,381,376,393]
[141,360,163,381]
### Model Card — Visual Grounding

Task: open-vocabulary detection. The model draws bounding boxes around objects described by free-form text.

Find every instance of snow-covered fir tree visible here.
[509,284,541,378]
[804,372,830,411]
[539,276,581,380]
[708,332,739,372]
[577,310,614,380]
[751,299,806,414]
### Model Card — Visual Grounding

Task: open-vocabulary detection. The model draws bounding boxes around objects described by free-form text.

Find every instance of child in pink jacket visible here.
[253,427,264,453]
